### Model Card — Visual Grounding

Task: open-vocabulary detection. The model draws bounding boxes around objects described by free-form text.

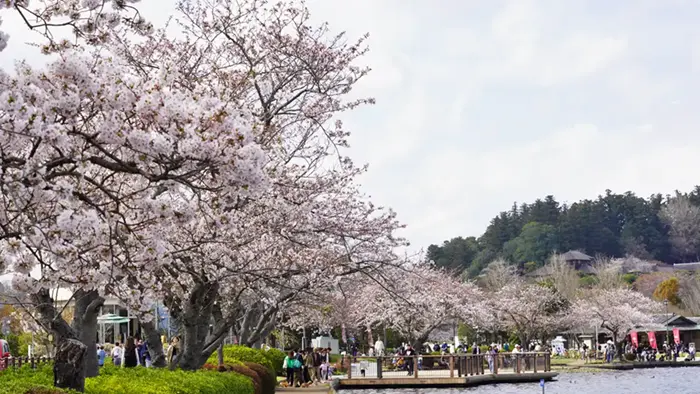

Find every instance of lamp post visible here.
[664,300,669,347]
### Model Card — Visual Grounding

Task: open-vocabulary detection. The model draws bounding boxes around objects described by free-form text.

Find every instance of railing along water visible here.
[344,352,551,379]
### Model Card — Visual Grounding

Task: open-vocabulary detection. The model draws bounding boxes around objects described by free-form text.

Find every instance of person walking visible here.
[111,342,123,366]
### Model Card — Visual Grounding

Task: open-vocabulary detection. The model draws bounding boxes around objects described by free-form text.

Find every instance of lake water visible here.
[341,367,700,394]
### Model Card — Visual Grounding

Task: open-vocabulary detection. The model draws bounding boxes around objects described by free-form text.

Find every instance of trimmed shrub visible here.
[207,345,275,376]
[229,363,262,394]
[244,362,275,394]
[0,363,255,394]
[261,348,286,376]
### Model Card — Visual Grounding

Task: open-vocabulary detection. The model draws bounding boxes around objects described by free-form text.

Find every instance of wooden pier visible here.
[334,352,558,389]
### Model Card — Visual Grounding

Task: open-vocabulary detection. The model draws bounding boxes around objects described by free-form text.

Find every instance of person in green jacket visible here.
[284,351,295,386]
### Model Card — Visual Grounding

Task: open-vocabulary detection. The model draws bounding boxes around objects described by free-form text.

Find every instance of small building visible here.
[526,250,594,278]
[632,315,700,346]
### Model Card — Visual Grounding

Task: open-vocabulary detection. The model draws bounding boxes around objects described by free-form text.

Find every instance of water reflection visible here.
[342,367,700,394]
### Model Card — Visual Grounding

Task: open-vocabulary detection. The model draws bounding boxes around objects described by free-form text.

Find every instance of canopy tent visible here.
[97,313,130,324]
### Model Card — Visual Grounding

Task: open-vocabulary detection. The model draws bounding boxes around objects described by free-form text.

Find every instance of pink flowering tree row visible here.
[0,0,406,390]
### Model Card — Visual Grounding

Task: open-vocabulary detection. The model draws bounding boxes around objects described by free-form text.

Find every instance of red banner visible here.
[630,331,639,347]
[673,328,681,344]
[648,331,657,349]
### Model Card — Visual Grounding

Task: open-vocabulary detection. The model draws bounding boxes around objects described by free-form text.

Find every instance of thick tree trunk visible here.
[71,289,104,378]
[53,338,87,392]
[236,304,279,347]
[141,320,166,368]
[174,281,229,370]
[31,289,87,392]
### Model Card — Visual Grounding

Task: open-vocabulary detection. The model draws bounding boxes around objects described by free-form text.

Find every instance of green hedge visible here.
[0,365,61,394]
[0,364,254,394]
[260,348,286,376]
[206,346,275,376]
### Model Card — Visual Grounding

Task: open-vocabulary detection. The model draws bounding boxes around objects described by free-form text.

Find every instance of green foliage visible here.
[579,275,598,288]
[622,273,638,285]
[260,348,286,376]
[427,189,691,278]
[207,345,274,376]
[1,333,20,355]
[0,364,255,394]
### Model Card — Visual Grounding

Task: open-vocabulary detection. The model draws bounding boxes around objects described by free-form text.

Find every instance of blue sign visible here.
[539,379,545,387]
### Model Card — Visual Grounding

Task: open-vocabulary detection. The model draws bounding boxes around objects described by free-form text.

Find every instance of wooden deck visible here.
[336,371,559,389]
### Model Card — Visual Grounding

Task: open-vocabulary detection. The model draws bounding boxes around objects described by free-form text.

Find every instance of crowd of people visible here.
[97,336,181,368]
[282,348,334,387]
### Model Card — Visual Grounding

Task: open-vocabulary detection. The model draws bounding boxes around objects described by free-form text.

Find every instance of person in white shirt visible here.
[374,338,385,357]
[111,342,123,366]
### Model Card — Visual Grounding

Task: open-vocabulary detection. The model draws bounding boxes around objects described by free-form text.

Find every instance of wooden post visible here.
[449,355,454,378]
[413,356,418,378]
[377,357,382,379]
[493,354,498,375]
[347,356,352,379]
[534,353,538,373]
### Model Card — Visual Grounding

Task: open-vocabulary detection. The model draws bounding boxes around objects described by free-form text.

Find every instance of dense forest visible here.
[427,187,700,278]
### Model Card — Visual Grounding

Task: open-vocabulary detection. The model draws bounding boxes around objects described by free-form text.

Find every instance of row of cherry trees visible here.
[296,255,661,359]
[0,0,412,391]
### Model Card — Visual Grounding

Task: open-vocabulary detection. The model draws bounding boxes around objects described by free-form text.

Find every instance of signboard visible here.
[540,379,545,387]
[673,328,681,345]
[647,331,657,349]
[630,331,639,347]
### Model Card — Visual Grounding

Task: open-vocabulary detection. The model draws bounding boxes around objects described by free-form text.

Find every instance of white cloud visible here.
[2,0,700,254]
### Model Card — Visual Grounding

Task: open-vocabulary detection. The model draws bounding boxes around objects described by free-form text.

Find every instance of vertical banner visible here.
[648,331,657,349]
[673,328,681,344]
[630,331,639,347]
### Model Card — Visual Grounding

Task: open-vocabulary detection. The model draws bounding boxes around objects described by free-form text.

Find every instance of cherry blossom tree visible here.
[100,0,405,370]
[0,0,151,53]
[0,49,266,389]
[572,287,661,360]
[485,279,572,348]
[353,263,485,349]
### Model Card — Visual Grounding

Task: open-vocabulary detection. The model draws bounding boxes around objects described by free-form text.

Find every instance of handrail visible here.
[343,352,551,379]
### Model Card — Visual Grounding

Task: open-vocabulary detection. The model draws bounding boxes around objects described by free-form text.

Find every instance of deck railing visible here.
[344,352,550,379]
[0,356,54,370]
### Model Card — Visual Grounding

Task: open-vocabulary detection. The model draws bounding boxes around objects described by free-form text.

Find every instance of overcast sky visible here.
[3,0,700,252]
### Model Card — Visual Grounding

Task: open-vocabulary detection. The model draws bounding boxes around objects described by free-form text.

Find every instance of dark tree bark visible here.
[71,289,104,378]
[53,338,87,392]
[141,320,167,367]
[171,280,231,371]
[31,289,87,392]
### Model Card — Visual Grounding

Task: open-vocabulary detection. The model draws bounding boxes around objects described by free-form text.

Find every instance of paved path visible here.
[276,384,330,393]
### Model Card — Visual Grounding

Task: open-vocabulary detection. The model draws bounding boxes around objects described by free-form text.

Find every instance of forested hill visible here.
[427,187,700,278]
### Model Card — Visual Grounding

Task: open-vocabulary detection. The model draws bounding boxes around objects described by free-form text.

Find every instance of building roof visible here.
[673,262,700,271]
[562,250,593,262]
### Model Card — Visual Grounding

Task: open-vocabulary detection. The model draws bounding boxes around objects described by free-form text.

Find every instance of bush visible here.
[229,363,262,394]
[207,345,275,376]
[624,353,636,361]
[261,348,286,376]
[244,362,275,394]
[0,363,255,394]
[0,365,61,394]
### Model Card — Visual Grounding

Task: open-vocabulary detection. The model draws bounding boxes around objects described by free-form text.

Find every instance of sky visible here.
[3,0,700,253]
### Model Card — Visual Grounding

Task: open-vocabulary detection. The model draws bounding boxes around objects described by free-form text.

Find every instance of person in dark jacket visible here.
[123,337,138,368]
